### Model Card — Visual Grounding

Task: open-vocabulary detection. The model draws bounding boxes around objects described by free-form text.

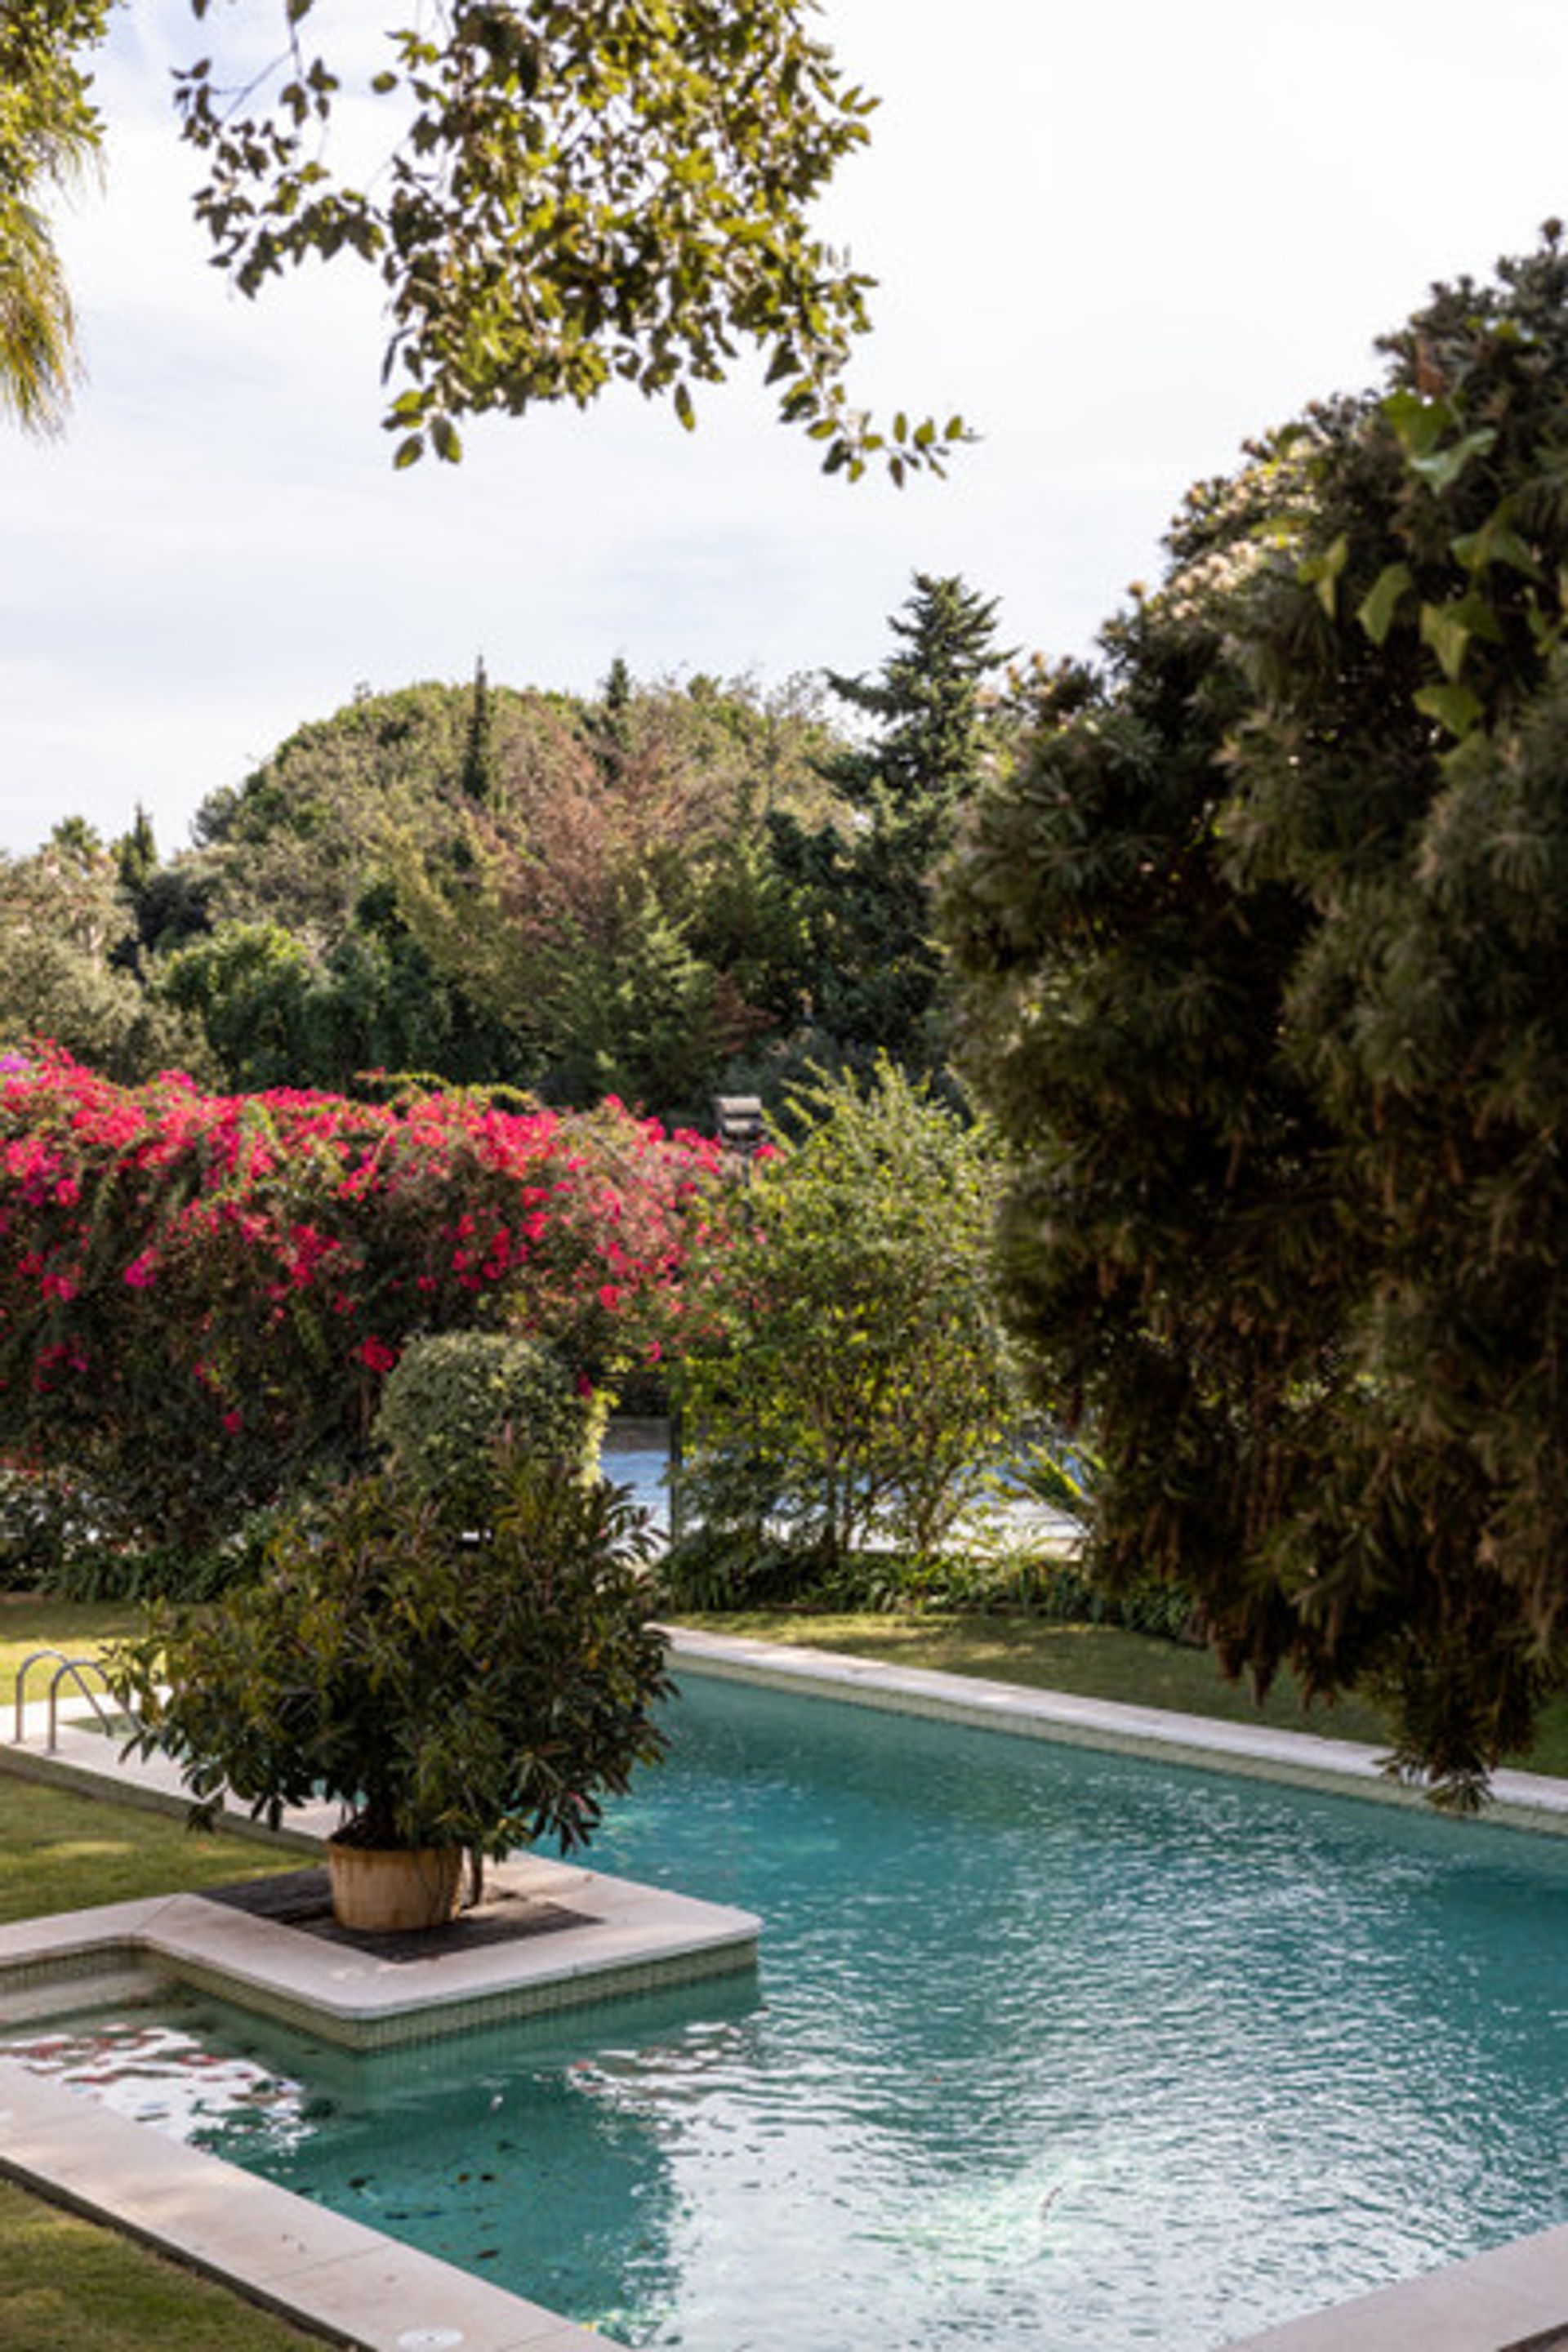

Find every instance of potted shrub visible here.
[109,1343,669,1931]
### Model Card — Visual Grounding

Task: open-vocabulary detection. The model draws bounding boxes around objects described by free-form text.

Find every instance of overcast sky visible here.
[7,0,1568,858]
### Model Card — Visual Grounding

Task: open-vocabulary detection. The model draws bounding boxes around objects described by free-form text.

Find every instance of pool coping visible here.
[662,1624,1568,1834]
[0,1854,760,2052]
[7,1628,1568,2350]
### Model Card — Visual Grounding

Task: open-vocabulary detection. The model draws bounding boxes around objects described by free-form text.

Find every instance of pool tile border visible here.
[662,1624,1568,1833]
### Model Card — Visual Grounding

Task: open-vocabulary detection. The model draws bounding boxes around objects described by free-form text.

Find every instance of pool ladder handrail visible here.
[11,1647,126,1750]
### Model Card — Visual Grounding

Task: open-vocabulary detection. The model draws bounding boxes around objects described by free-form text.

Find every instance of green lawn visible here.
[0,2180,328,2351]
[0,1594,143,1719]
[0,1773,301,1927]
[2,1591,306,1924]
[671,1609,1394,1741]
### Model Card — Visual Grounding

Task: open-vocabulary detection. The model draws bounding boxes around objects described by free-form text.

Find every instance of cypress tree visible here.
[459,654,498,807]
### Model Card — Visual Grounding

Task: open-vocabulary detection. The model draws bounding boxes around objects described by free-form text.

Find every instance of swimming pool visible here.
[11,1668,1568,2350]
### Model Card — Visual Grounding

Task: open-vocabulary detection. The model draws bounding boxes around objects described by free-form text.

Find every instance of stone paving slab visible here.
[0,1855,758,2051]
[1219,2221,1568,2350]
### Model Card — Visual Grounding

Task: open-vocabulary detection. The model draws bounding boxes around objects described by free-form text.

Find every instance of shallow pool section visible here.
[11,1671,1568,2351]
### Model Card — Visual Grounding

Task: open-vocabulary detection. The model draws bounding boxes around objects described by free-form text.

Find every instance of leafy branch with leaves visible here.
[8,0,971,477]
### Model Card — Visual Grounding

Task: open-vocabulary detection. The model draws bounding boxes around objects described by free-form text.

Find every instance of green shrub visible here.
[678,1062,1021,1570]
[659,1530,1196,1639]
[373,1331,605,1526]
[38,1493,320,1606]
[0,1468,96,1592]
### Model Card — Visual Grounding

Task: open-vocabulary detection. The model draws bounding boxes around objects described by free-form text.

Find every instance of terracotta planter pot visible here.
[327,1837,463,1933]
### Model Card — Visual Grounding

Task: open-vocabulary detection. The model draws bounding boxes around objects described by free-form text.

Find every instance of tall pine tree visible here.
[771,572,1009,1074]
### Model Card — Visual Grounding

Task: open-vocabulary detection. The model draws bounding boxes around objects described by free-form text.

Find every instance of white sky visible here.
[7,0,1568,858]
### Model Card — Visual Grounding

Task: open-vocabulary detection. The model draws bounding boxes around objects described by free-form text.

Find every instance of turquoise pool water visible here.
[13,1671,1568,2350]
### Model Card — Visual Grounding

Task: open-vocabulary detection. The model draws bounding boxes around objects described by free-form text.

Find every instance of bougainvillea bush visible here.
[0,1045,725,1569]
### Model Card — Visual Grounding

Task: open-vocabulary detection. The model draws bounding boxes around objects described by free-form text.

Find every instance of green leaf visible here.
[1420,590,1502,679]
[1298,533,1349,618]
[1413,679,1484,736]
[392,433,424,470]
[1450,515,1543,579]
[1419,599,1472,680]
[674,382,696,431]
[1382,388,1452,458]
[430,415,462,462]
[1356,561,1413,646]
[1407,427,1497,495]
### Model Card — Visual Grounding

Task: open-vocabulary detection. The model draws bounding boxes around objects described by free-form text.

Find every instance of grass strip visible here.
[670,1609,1568,1780]
[0,1772,302,1927]
[670,1610,1395,1742]
[0,1596,143,1722]
[0,2177,329,2351]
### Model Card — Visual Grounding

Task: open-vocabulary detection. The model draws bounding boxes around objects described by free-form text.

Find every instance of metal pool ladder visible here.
[11,1649,123,1751]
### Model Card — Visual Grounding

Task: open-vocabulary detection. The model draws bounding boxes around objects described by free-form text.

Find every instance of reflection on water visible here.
[9,2016,312,2145]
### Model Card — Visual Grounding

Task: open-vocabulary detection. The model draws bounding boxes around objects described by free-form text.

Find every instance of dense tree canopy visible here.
[946,230,1568,1802]
[6,592,1015,1122]
[139,666,851,1116]
[4,0,967,479]
[0,821,206,1079]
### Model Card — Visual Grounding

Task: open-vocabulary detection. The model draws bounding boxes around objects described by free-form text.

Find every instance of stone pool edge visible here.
[0,1853,760,2052]
[662,1623,1568,1834]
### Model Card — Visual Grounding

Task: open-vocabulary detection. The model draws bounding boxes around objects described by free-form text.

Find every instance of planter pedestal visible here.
[327,1839,463,1933]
